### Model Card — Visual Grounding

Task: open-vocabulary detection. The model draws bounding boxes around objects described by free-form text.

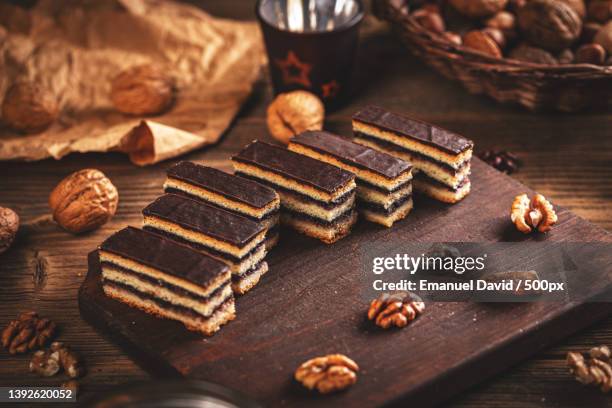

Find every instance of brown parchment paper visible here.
[0,0,265,165]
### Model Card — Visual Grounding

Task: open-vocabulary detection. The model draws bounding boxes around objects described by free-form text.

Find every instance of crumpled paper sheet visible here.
[0,0,264,165]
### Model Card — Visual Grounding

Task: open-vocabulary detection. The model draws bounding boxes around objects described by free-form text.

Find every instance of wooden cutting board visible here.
[79,159,612,407]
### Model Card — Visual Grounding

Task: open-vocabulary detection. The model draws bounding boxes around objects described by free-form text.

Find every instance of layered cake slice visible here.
[288,131,413,227]
[142,194,268,295]
[231,140,357,244]
[99,227,235,336]
[353,105,473,203]
[163,162,281,249]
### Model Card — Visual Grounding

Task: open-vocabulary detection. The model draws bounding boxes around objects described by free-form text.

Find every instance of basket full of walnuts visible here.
[372,0,612,111]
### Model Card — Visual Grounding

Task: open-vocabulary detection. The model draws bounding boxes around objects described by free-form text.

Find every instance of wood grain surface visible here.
[0,1,611,407]
[78,157,612,407]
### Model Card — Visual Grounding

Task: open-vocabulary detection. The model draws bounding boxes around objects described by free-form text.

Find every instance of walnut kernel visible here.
[2,81,58,133]
[567,346,612,393]
[266,90,324,145]
[295,354,358,394]
[510,193,558,234]
[111,64,174,116]
[49,169,119,234]
[1,311,57,354]
[368,292,425,329]
[0,207,19,254]
[29,350,61,377]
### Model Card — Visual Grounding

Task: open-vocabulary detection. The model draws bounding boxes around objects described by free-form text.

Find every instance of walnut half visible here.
[510,193,558,234]
[49,169,119,234]
[367,292,425,329]
[295,354,359,394]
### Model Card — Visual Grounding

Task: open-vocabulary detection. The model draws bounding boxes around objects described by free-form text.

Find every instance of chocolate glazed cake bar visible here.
[353,105,474,203]
[99,227,235,336]
[288,131,413,227]
[142,194,268,295]
[231,140,357,244]
[163,162,281,249]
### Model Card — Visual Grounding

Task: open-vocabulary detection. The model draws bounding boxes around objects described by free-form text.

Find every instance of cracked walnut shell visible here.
[111,64,175,116]
[49,169,118,234]
[2,81,58,133]
[368,292,425,329]
[266,90,324,145]
[295,354,359,394]
[510,193,557,234]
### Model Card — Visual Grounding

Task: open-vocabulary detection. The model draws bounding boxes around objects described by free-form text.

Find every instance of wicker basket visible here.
[373,0,612,112]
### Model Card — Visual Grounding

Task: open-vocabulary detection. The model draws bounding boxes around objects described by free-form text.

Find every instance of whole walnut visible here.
[449,0,508,18]
[595,21,612,54]
[559,0,586,19]
[517,0,582,51]
[509,43,559,64]
[587,1,612,23]
[49,169,119,234]
[1,82,58,133]
[111,64,174,116]
[266,90,324,145]
[0,207,19,254]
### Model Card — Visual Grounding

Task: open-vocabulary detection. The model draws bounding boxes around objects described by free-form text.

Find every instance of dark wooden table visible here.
[1,1,611,407]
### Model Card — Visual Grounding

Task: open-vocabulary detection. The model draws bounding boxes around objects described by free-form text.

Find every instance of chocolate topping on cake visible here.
[232,141,354,194]
[99,227,229,286]
[143,194,265,246]
[291,131,412,179]
[167,162,278,209]
[353,105,473,155]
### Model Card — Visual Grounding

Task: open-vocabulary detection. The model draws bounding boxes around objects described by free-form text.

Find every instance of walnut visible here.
[442,31,463,46]
[510,193,558,234]
[560,0,587,20]
[1,311,57,354]
[111,64,175,116]
[587,1,612,23]
[483,27,507,49]
[1,81,58,133]
[463,30,503,58]
[367,292,425,329]
[509,44,558,65]
[575,43,606,65]
[594,22,612,54]
[0,206,19,254]
[29,350,61,377]
[50,341,85,378]
[517,0,582,52]
[557,49,575,64]
[266,90,324,145]
[295,354,358,394]
[567,346,612,393]
[49,169,119,234]
[449,0,508,18]
[412,9,446,33]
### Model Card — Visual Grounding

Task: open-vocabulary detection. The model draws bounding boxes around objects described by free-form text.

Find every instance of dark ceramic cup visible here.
[256,0,364,110]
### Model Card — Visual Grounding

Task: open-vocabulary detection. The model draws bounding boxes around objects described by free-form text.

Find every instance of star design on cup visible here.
[274,51,312,88]
[321,80,340,99]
